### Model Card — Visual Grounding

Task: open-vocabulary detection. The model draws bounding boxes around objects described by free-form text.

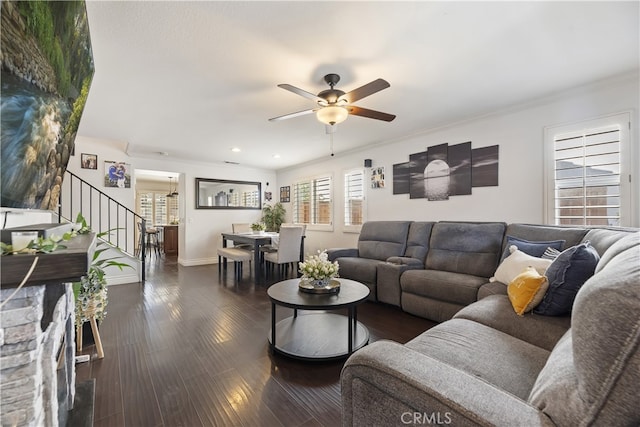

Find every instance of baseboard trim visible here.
[179,257,217,266]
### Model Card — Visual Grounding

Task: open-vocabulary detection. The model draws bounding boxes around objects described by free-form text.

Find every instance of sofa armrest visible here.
[326,248,358,261]
[386,256,424,268]
[377,261,423,307]
[341,340,552,427]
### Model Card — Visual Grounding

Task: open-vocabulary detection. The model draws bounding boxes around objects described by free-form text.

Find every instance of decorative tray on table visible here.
[298,279,341,294]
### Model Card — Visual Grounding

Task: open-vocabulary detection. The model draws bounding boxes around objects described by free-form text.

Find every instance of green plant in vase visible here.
[262,202,286,232]
[250,222,266,233]
[73,213,132,358]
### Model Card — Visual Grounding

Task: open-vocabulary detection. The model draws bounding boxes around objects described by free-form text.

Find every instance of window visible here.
[344,169,365,231]
[137,191,179,226]
[292,174,332,229]
[544,112,631,226]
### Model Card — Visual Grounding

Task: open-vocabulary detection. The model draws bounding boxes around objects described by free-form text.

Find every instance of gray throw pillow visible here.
[500,236,565,262]
[534,242,599,316]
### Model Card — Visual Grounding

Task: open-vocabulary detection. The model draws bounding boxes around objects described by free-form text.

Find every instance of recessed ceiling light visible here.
[158,151,169,156]
[273,154,281,159]
[231,147,241,153]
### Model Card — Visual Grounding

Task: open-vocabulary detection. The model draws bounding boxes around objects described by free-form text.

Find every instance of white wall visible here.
[68,137,277,266]
[277,72,640,255]
[67,73,638,262]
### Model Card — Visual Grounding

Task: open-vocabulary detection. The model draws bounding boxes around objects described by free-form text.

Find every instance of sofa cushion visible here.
[454,295,570,351]
[534,242,599,316]
[406,319,550,400]
[503,223,587,253]
[477,281,508,300]
[530,233,640,425]
[572,233,640,423]
[357,221,411,261]
[335,257,380,285]
[528,332,583,425]
[490,246,552,284]
[582,227,638,257]
[426,222,506,277]
[401,269,487,306]
[500,235,565,261]
[507,266,549,315]
[403,221,434,262]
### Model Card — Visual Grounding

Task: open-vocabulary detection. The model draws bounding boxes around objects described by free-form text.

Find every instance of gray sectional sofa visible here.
[333,221,640,426]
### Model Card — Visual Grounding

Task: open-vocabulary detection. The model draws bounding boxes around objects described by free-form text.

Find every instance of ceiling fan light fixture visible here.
[316,105,348,126]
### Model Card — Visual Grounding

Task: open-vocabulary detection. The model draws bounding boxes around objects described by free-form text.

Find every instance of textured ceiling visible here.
[78,1,639,171]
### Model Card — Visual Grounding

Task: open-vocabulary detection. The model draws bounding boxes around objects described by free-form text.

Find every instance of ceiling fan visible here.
[269,73,396,133]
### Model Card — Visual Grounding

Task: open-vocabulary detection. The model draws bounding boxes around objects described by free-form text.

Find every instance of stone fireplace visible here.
[0,283,76,426]
[1,232,95,426]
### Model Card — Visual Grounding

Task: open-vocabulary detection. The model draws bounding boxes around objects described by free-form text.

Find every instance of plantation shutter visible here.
[292,175,332,226]
[313,176,332,225]
[547,112,631,227]
[344,170,364,226]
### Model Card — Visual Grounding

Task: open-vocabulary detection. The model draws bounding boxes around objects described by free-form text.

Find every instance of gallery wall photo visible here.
[104,161,132,188]
[393,141,498,201]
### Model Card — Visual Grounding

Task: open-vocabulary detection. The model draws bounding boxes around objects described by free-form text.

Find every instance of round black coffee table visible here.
[267,278,370,361]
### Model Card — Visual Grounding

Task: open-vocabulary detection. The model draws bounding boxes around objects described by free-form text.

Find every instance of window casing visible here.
[344,169,365,232]
[544,112,631,227]
[292,174,333,230]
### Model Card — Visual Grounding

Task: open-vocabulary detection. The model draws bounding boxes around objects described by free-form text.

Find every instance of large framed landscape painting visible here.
[1,1,94,209]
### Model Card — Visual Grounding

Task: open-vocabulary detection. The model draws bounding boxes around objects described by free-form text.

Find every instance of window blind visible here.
[344,170,364,226]
[292,175,332,226]
[553,126,622,226]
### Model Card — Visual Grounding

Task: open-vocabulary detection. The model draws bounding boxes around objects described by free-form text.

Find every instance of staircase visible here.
[58,170,147,281]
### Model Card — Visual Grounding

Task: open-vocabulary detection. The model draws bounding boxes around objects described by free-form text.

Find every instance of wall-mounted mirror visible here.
[196,178,262,209]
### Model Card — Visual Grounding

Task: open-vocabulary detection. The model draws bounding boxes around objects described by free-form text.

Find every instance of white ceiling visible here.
[78,1,639,171]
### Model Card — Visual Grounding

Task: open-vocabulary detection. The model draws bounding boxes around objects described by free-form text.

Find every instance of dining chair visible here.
[232,223,253,250]
[217,247,253,280]
[263,226,304,278]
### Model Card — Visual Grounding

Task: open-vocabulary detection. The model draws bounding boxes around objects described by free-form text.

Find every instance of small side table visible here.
[267,278,370,361]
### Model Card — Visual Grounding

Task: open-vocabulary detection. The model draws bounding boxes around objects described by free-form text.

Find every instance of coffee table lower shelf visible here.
[268,313,369,361]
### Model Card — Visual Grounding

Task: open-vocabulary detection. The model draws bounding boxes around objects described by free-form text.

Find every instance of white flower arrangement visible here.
[299,250,339,282]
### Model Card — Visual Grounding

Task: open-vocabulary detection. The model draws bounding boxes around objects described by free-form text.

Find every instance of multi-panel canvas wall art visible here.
[1,1,94,209]
[394,142,498,200]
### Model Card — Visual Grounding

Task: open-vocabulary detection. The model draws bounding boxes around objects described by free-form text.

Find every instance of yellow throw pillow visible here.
[507,266,549,316]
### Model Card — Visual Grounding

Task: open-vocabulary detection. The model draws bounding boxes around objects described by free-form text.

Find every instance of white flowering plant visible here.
[299,250,339,281]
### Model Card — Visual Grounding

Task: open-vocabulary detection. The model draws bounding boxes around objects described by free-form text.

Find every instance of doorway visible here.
[135,169,180,264]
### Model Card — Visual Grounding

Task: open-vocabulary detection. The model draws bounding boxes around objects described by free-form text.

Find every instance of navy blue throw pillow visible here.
[500,236,565,262]
[534,242,600,316]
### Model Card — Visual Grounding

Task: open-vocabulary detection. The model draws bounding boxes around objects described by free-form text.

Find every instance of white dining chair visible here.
[232,223,253,250]
[218,247,253,280]
[263,226,304,278]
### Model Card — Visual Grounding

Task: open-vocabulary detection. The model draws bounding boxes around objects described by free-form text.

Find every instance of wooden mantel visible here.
[1,233,96,288]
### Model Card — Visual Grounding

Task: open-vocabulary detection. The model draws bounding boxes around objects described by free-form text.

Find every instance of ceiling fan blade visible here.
[277,84,325,103]
[339,78,390,104]
[269,109,316,122]
[347,106,396,122]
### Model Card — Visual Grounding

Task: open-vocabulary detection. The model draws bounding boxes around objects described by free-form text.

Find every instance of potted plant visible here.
[73,213,132,358]
[262,202,286,232]
[250,222,266,234]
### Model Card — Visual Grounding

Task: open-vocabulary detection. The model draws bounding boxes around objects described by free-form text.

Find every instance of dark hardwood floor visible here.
[76,256,436,427]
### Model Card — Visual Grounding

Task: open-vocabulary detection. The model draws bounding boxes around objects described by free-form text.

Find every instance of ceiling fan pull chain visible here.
[330,133,334,157]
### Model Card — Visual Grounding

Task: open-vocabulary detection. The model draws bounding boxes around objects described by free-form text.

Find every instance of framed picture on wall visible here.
[81,153,97,169]
[280,186,290,203]
[104,161,131,188]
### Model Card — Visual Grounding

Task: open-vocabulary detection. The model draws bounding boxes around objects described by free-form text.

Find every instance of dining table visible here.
[220,231,305,283]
